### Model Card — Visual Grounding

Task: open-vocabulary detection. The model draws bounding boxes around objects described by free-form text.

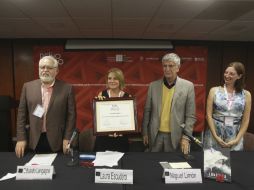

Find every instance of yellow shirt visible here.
[159,84,175,132]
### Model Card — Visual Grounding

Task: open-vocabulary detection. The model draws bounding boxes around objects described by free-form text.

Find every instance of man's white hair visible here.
[39,55,58,68]
[162,53,181,66]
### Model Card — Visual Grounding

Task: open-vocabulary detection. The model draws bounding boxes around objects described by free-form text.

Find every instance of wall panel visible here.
[246,45,254,133]
[13,41,34,100]
[1,39,254,139]
[0,41,13,96]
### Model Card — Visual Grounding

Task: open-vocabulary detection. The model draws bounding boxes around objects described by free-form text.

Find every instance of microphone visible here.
[67,128,79,148]
[66,128,79,167]
[180,125,202,160]
[182,131,203,148]
[180,124,202,148]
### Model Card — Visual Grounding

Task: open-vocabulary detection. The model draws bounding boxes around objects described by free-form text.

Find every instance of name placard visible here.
[164,169,202,184]
[95,168,133,184]
[16,165,54,180]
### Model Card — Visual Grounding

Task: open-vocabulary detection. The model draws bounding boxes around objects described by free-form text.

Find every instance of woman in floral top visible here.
[204,62,251,151]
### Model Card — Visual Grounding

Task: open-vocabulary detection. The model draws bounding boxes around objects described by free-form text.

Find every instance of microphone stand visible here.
[183,144,195,161]
[180,126,203,160]
[67,146,79,167]
[66,131,79,167]
[182,135,203,161]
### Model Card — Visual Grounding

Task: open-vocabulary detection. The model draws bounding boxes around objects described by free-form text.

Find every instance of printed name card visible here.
[164,169,202,184]
[95,168,133,184]
[16,165,54,180]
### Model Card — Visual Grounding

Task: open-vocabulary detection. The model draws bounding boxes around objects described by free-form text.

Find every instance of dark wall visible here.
[0,41,15,146]
[0,41,13,96]
[0,39,254,143]
[0,96,13,151]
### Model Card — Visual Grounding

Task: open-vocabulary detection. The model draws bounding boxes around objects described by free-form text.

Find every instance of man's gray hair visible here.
[39,55,59,67]
[162,53,181,66]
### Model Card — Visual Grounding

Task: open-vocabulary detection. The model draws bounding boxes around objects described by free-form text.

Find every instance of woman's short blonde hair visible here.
[106,68,125,90]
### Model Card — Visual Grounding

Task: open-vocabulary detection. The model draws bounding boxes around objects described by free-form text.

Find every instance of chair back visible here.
[79,128,95,152]
[243,132,254,151]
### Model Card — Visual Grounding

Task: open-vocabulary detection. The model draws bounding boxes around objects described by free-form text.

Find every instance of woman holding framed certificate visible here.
[93,68,131,152]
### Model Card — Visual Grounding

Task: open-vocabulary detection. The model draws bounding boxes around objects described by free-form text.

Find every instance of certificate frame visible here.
[93,97,138,135]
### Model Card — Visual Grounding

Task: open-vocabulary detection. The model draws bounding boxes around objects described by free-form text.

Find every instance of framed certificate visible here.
[93,97,138,135]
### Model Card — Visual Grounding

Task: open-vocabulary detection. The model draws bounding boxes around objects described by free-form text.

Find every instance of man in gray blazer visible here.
[142,53,196,154]
[15,56,76,158]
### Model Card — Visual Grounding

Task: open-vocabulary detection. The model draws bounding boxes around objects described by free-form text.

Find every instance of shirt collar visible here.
[163,77,177,89]
[41,80,55,88]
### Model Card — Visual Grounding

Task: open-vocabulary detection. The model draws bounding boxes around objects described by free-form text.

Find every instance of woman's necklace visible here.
[224,85,235,111]
[108,90,122,97]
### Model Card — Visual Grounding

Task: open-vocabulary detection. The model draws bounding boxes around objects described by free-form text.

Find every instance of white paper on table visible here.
[169,162,192,169]
[25,153,57,166]
[93,151,124,167]
[0,173,16,181]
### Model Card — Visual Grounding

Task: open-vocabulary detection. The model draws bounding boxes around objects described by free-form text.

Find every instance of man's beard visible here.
[39,74,54,83]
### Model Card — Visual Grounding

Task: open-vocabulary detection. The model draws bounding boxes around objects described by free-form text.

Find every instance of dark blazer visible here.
[16,79,76,152]
[142,77,196,150]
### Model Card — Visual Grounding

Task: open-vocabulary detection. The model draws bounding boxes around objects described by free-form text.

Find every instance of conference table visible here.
[122,151,254,190]
[0,151,253,190]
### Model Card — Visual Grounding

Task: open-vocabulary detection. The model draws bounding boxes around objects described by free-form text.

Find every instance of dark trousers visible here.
[35,132,52,153]
[94,136,129,152]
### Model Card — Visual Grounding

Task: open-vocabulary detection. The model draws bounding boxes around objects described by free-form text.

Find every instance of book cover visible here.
[204,147,231,182]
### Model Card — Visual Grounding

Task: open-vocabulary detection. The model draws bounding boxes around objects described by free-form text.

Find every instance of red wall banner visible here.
[34,46,207,133]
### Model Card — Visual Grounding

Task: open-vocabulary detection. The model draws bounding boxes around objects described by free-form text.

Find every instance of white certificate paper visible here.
[94,98,137,134]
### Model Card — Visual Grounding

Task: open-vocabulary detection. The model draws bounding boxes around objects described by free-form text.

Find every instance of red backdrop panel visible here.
[34,46,207,133]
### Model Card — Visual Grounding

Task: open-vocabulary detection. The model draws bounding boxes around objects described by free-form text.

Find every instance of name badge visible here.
[95,168,133,184]
[16,165,54,180]
[164,169,202,184]
[33,104,44,118]
[224,116,234,126]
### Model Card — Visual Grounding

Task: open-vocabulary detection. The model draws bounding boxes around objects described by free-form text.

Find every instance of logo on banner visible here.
[40,52,64,65]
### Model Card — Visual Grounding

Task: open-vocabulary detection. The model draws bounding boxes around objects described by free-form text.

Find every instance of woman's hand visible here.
[95,95,106,100]
[225,139,238,148]
[214,135,228,148]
